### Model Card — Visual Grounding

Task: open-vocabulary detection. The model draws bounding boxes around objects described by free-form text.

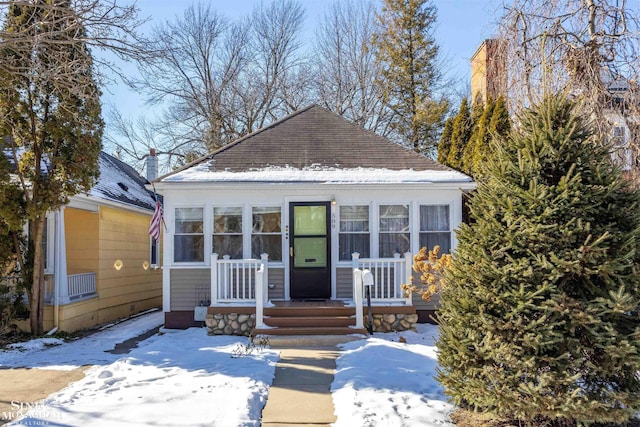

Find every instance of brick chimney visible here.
[146,149,158,181]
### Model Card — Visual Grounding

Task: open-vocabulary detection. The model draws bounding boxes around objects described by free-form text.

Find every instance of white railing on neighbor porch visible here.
[2,273,96,304]
[67,272,97,300]
[352,252,413,304]
[211,253,269,305]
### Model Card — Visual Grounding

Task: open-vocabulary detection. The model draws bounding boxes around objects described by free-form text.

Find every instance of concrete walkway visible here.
[261,346,339,426]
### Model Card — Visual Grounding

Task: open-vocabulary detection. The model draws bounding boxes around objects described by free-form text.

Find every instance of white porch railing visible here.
[67,272,97,300]
[211,253,269,305]
[3,273,96,304]
[352,252,413,304]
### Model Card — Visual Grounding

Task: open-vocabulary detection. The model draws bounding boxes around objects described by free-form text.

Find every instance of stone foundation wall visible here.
[366,313,419,332]
[205,313,255,336]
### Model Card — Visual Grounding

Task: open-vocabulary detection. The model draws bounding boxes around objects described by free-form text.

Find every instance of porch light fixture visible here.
[331,195,336,205]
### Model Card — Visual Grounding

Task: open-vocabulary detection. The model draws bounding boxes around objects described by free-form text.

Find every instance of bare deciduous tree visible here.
[128,3,249,162]
[0,0,148,88]
[498,0,640,152]
[110,0,310,172]
[312,0,391,135]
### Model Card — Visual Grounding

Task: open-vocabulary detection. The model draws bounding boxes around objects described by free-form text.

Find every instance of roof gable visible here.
[160,105,471,184]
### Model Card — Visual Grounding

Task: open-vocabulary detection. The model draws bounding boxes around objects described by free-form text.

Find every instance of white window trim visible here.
[149,235,160,268]
[212,205,244,259]
[337,204,372,263]
[250,204,284,265]
[375,202,413,259]
[172,205,206,266]
[417,203,453,253]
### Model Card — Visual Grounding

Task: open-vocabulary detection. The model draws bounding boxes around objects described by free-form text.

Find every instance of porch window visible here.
[339,205,370,260]
[379,204,410,257]
[174,208,204,262]
[419,205,451,254]
[252,206,282,261]
[213,207,243,259]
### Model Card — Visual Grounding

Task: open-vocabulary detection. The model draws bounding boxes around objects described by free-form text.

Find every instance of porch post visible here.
[54,207,70,305]
[210,253,218,306]
[351,252,360,269]
[353,269,364,329]
[255,266,265,328]
[404,252,413,305]
[352,252,363,329]
[260,253,269,304]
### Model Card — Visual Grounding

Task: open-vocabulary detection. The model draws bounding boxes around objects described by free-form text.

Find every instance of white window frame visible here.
[338,205,371,261]
[212,206,244,259]
[377,203,411,258]
[173,206,205,264]
[251,205,283,263]
[418,204,452,254]
[149,235,160,268]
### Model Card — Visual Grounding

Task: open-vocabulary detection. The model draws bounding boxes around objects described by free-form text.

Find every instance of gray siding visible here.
[170,269,211,310]
[267,267,285,300]
[336,268,353,299]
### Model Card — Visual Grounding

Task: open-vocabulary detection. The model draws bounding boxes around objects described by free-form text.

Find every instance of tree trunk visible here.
[29,216,45,336]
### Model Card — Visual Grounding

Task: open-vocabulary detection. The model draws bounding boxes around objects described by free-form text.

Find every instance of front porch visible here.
[198,252,418,336]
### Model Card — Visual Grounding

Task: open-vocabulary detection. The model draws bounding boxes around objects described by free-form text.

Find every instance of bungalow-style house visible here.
[5,151,163,333]
[154,105,474,334]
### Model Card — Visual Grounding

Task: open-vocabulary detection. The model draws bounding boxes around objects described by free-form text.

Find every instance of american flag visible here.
[149,198,163,241]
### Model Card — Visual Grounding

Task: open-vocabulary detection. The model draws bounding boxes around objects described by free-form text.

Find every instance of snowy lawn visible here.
[1,311,279,427]
[1,313,453,426]
[332,324,454,427]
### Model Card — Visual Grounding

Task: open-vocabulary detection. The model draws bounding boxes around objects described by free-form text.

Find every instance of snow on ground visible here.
[1,313,452,426]
[2,312,279,427]
[332,324,454,427]
[0,310,166,370]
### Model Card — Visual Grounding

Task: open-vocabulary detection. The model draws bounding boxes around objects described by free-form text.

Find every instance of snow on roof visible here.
[163,162,473,184]
[88,152,156,211]
[3,148,156,211]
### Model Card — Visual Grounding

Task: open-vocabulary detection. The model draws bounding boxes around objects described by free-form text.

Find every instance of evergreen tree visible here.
[0,1,103,334]
[437,117,453,165]
[467,97,494,176]
[460,99,485,174]
[437,95,640,424]
[445,97,471,170]
[373,0,448,155]
[488,95,511,137]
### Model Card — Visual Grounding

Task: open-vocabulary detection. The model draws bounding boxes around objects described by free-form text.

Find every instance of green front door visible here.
[289,202,331,299]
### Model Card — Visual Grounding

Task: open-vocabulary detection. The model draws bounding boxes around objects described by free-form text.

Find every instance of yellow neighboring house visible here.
[33,151,162,332]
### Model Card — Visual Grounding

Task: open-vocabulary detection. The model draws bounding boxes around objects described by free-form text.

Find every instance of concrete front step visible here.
[264,306,355,317]
[253,326,368,336]
[264,316,356,328]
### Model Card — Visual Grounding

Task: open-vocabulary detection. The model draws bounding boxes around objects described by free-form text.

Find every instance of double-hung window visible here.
[174,208,204,262]
[339,206,370,260]
[213,207,243,259]
[150,237,160,266]
[379,204,410,258]
[252,206,282,261]
[419,205,451,254]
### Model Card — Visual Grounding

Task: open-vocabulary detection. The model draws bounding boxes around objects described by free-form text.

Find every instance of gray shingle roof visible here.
[88,152,156,211]
[162,105,459,181]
